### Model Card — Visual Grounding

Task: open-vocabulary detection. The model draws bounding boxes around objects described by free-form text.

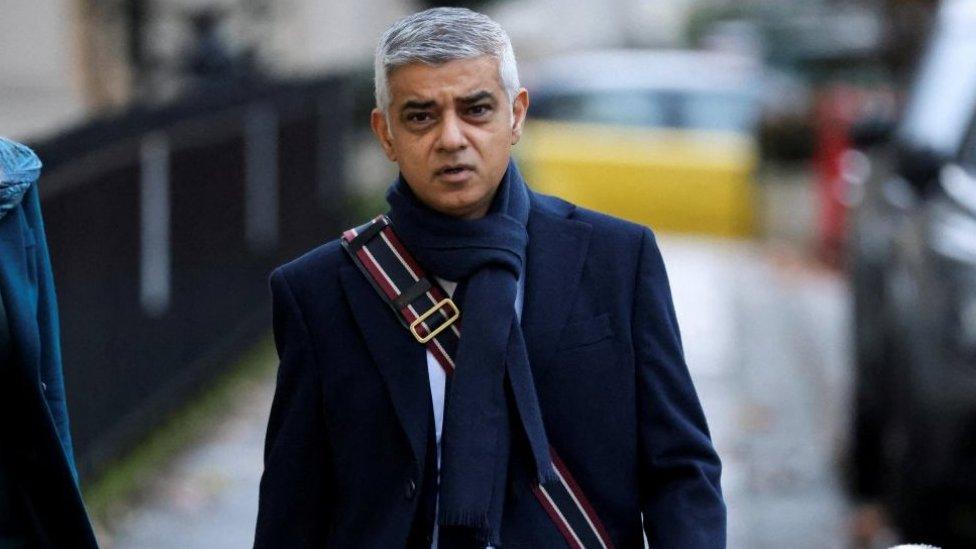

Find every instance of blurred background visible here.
[3,0,975,547]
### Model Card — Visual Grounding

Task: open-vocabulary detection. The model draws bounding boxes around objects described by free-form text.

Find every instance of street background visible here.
[0,0,945,547]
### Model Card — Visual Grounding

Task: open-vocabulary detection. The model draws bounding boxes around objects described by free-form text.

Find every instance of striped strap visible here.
[341,215,614,549]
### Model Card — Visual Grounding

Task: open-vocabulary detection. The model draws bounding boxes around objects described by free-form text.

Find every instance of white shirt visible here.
[428,275,524,549]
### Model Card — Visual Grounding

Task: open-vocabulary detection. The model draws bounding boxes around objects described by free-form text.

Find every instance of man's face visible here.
[371,56,529,219]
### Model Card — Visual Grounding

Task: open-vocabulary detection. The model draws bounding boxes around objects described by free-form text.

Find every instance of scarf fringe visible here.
[438,509,490,530]
[537,460,559,485]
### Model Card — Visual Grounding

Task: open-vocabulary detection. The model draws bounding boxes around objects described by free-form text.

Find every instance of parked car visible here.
[846,1,976,545]
[517,49,761,238]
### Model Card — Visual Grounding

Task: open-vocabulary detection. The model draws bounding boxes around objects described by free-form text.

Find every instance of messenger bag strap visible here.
[342,215,614,549]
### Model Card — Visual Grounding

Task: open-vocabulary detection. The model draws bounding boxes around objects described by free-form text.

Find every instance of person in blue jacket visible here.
[255,8,724,548]
[0,137,97,548]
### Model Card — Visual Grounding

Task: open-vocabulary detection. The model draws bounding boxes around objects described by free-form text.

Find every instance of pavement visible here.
[662,237,850,548]
[97,375,274,548]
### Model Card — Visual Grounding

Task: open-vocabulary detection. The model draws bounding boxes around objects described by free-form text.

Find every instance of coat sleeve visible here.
[254,267,334,548]
[25,185,78,478]
[633,228,726,548]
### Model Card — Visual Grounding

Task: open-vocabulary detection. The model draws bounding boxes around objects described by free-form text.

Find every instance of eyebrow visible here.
[458,90,496,104]
[398,90,498,113]
[401,99,436,111]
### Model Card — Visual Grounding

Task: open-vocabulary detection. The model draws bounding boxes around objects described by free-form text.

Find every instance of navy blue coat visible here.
[0,183,97,547]
[254,192,725,548]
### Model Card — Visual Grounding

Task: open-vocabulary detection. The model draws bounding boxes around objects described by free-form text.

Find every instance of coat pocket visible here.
[555,313,613,352]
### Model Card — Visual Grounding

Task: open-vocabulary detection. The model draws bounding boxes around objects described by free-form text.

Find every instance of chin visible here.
[440,202,474,217]
[435,199,479,219]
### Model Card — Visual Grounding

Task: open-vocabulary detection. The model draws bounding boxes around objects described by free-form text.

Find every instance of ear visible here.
[510,88,529,146]
[370,108,397,162]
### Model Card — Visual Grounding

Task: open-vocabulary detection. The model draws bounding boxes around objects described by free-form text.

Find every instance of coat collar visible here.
[337,190,591,464]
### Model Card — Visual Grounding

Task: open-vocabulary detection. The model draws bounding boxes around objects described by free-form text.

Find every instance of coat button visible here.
[404,478,417,500]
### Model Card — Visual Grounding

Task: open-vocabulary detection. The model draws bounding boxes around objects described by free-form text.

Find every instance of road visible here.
[101,235,852,549]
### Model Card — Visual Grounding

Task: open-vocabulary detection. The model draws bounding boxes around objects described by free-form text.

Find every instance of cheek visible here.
[391,130,430,155]
[479,129,512,165]
[396,145,432,178]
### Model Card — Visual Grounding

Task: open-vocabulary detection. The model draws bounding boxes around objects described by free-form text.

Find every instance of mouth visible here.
[436,164,475,177]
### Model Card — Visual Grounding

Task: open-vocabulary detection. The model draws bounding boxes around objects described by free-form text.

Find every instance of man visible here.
[0,137,98,548]
[255,7,724,548]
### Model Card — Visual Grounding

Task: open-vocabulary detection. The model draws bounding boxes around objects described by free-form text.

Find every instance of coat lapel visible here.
[338,263,431,465]
[521,196,592,370]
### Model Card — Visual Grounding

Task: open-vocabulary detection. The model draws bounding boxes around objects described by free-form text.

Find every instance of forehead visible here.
[387,56,504,105]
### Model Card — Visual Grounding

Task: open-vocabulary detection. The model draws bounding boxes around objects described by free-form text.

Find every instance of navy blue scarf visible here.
[387,160,556,545]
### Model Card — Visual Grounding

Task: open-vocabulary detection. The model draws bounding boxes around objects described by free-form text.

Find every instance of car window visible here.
[530,89,756,133]
[530,90,671,127]
[683,92,758,133]
[960,94,976,173]
[898,20,976,157]
[961,125,976,173]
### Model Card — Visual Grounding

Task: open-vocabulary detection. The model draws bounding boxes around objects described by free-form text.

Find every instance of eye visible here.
[406,112,433,124]
[467,104,492,117]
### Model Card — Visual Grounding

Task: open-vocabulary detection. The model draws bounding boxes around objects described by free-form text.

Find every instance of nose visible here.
[436,111,468,153]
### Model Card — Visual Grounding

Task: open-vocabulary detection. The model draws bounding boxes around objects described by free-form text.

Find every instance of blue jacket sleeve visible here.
[633,228,726,547]
[25,184,78,479]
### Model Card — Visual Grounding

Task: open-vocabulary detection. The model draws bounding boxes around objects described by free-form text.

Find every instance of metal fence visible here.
[30,76,354,480]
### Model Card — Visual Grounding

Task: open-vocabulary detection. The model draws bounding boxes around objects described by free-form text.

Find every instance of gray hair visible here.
[374,7,520,112]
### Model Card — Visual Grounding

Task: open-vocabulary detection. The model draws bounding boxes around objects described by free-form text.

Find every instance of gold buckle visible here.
[409,299,459,343]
